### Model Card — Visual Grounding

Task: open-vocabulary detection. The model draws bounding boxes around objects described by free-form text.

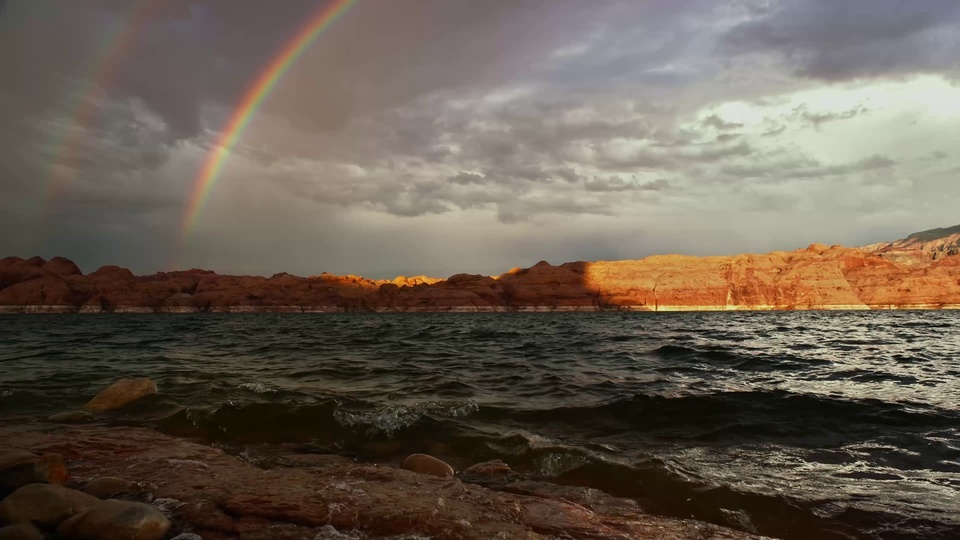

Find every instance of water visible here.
[1,311,959,539]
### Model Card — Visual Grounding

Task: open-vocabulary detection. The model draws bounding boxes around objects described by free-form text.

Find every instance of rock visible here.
[84,379,157,411]
[0,452,69,493]
[401,453,455,478]
[459,460,522,490]
[0,483,99,528]
[0,450,36,470]
[48,410,95,423]
[461,459,516,478]
[0,423,765,539]
[0,524,44,540]
[56,499,171,540]
[4,225,960,313]
[33,453,69,485]
[81,477,135,498]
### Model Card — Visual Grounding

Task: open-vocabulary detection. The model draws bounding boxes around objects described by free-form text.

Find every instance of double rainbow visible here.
[41,0,159,224]
[180,0,357,243]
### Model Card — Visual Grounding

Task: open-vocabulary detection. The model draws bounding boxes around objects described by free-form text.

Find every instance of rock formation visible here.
[0,423,764,539]
[2,225,959,313]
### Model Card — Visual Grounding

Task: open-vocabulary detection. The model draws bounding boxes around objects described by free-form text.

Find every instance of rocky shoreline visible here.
[0,423,772,540]
[0,380,770,539]
[3,303,960,314]
[2,226,959,314]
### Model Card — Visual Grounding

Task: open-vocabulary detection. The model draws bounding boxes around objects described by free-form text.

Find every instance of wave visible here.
[154,398,480,444]
[237,382,278,394]
[478,390,958,442]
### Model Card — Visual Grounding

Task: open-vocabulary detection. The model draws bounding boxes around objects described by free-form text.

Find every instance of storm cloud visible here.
[1,0,958,278]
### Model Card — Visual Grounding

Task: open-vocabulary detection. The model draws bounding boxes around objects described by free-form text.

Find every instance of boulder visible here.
[48,410,95,423]
[0,524,44,540]
[81,477,135,499]
[0,452,69,493]
[84,379,157,411]
[56,499,171,540]
[400,453,455,478]
[0,484,99,528]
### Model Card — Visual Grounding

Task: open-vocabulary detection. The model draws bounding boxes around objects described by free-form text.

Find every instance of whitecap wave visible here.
[333,400,479,435]
[532,451,588,477]
[238,382,277,394]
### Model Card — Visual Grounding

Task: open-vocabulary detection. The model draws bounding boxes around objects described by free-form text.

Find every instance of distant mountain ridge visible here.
[861,224,960,266]
[3,226,960,313]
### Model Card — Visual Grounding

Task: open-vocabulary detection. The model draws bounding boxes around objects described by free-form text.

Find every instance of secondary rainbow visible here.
[42,0,158,215]
[180,0,357,242]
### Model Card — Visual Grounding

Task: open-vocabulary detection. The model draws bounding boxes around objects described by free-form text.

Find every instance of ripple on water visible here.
[1,311,959,540]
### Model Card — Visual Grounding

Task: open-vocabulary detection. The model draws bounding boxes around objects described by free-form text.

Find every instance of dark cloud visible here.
[721,0,960,80]
[795,104,868,128]
[702,114,743,130]
[720,155,897,181]
[0,0,958,276]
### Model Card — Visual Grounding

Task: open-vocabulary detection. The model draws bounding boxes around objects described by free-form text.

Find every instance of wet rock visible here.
[81,476,135,498]
[401,453,455,478]
[277,454,353,468]
[56,499,171,540]
[168,535,203,540]
[0,424,766,540]
[461,459,516,478]
[458,459,521,489]
[0,483,99,528]
[0,524,44,540]
[0,450,36,470]
[0,452,69,493]
[84,379,157,411]
[48,410,95,423]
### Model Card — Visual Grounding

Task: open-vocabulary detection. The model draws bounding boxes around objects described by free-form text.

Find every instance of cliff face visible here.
[860,225,960,267]
[3,226,959,313]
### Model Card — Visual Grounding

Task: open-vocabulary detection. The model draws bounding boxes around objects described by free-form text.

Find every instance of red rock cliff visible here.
[2,226,959,312]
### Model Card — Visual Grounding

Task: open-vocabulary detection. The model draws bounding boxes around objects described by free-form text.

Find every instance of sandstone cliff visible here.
[2,226,959,312]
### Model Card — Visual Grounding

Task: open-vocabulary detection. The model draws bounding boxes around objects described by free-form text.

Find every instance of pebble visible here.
[82,476,135,499]
[57,499,171,540]
[401,453,455,478]
[0,483,99,528]
[461,459,516,478]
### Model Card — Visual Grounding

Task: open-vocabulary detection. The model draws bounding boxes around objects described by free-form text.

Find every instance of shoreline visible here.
[3,303,960,314]
[1,420,768,539]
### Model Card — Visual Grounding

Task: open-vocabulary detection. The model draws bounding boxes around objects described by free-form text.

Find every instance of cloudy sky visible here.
[1,0,958,278]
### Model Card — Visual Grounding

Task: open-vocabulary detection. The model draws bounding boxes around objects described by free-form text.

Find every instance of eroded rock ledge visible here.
[0,423,769,539]
[3,226,959,313]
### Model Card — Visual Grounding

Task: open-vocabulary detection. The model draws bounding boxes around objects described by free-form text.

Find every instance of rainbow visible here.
[179,0,357,242]
[42,0,158,217]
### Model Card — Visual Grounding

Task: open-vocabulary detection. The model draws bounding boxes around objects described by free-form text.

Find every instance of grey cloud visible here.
[1,0,957,276]
[720,154,897,181]
[720,0,960,80]
[795,105,868,128]
[585,177,669,193]
[702,114,743,130]
[450,172,486,186]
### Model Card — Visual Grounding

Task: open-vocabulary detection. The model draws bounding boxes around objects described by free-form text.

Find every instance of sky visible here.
[1,0,958,278]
